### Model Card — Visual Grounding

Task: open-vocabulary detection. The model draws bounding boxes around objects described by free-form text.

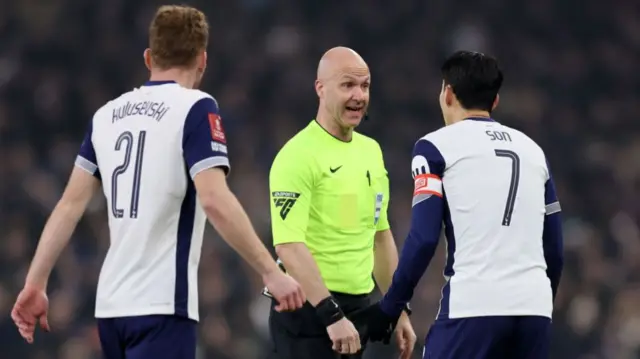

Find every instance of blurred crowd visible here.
[1,0,639,358]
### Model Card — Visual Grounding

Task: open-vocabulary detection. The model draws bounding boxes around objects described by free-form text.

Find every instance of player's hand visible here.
[394,313,417,359]
[11,285,50,343]
[351,302,398,344]
[262,270,305,312]
[327,317,361,354]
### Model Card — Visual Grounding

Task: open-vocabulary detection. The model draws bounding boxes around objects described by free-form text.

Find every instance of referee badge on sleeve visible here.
[374,193,383,225]
[272,191,300,220]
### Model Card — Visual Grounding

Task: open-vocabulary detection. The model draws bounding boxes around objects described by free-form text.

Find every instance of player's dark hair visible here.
[149,5,209,69]
[441,51,503,113]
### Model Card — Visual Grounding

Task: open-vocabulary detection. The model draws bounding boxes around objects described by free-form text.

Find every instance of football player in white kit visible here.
[11,5,305,359]
[359,51,564,359]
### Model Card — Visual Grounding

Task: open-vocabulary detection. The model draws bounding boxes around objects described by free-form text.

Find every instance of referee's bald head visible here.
[317,47,368,81]
[315,47,370,129]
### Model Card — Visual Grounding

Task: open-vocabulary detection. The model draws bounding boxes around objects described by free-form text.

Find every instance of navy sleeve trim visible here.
[189,156,230,178]
[411,139,445,178]
[182,97,230,178]
[76,118,101,179]
[75,156,98,174]
[543,169,563,299]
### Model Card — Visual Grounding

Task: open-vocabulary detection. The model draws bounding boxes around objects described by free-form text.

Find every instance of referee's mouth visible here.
[345,105,365,116]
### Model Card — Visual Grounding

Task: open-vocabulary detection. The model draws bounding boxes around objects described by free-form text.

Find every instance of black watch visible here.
[402,303,412,316]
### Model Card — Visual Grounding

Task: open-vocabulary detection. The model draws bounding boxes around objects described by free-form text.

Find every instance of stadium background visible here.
[1,0,639,358]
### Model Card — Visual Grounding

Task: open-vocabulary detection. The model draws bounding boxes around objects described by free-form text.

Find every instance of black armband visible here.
[314,296,345,327]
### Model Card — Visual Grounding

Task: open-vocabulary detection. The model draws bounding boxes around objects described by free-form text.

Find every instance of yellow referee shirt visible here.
[269,120,390,294]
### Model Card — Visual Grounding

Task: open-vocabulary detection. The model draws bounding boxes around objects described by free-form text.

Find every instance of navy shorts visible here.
[423,316,550,359]
[97,315,197,359]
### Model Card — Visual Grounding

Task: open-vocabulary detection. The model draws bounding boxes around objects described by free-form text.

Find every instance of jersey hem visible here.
[95,307,199,322]
[443,309,552,320]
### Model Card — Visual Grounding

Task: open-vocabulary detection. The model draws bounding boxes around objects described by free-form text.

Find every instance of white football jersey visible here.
[414,117,554,319]
[75,81,229,321]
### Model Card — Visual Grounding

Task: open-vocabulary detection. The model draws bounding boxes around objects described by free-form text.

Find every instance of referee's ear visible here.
[315,79,324,99]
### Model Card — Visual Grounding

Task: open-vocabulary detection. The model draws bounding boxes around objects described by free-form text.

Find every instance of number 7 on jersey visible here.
[495,149,520,226]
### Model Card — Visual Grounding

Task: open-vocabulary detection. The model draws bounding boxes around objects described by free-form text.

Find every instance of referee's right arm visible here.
[269,148,332,306]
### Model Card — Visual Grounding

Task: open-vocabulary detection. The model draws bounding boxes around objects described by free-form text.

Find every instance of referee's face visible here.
[329,72,370,128]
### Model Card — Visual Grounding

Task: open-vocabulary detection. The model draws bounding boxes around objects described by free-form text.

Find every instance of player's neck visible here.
[148,69,196,89]
[447,110,492,125]
[316,113,353,142]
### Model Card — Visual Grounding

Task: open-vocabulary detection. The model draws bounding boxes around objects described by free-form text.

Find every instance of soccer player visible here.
[265,47,416,359]
[10,5,305,359]
[363,51,564,359]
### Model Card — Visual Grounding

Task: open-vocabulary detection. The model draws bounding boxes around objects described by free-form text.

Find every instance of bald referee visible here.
[266,47,417,359]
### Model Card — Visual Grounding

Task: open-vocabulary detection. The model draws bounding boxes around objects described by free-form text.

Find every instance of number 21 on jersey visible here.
[111,131,147,219]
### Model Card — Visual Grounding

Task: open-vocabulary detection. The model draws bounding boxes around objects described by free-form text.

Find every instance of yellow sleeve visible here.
[269,145,314,245]
[376,143,391,232]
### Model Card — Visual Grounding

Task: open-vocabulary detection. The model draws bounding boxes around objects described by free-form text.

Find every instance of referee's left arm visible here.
[371,147,400,295]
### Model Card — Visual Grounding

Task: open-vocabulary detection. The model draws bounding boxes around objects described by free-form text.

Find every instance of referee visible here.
[266,47,417,359]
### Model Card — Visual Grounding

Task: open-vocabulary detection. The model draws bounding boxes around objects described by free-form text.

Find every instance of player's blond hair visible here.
[148,5,209,69]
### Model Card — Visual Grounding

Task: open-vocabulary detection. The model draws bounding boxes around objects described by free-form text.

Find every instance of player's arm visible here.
[373,229,399,294]
[379,139,445,318]
[25,125,102,290]
[183,97,282,278]
[269,150,332,306]
[542,162,564,300]
[193,169,283,276]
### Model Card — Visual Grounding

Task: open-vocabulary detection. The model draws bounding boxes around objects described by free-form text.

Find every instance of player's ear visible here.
[492,94,500,111]
[198,51,207,72]
[143,48,153,71]
[444,84,454,107]
[314,79,323,99]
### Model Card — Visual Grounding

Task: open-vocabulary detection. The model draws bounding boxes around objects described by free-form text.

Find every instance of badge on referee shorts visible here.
[374,193,383,225]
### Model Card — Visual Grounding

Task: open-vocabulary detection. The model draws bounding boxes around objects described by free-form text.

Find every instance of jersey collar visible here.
[312,120,353,143]
[465,116,495,122]
[142,80,177,86]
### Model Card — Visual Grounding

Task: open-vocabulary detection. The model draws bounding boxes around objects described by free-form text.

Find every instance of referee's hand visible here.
[262,271,306,312]
[327,317,361,354]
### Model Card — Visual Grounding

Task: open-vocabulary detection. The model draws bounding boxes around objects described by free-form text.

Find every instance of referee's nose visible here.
[350,87,367,102]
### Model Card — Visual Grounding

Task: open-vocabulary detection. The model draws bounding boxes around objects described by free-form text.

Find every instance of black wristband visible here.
[314,296,345,327]
[403,303,412,316]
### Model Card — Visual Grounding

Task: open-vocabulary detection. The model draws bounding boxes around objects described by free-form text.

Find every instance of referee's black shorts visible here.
[268,291,372,359]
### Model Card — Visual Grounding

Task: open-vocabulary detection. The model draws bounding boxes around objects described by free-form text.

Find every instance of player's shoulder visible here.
[179,88,217,105]
[501,123,543,148]
[420,119,479,144]
[412,124,455,158]
[91,90,133,120]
